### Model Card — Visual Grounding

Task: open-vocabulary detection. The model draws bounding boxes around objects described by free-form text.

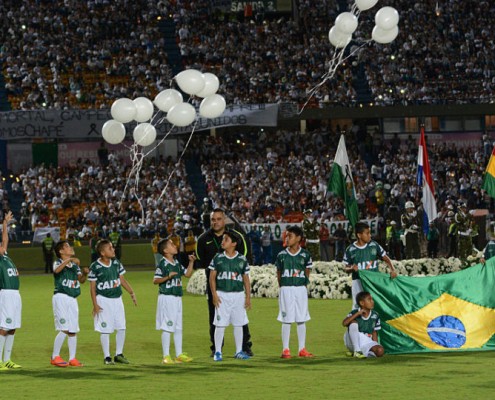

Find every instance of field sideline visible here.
[1,270,493,399]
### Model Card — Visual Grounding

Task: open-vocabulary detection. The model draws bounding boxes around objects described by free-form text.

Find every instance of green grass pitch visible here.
[2,269,494,399]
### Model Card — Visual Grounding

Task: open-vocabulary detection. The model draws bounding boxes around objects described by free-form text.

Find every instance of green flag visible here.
[327,135,359,227]
[360,261,495,354]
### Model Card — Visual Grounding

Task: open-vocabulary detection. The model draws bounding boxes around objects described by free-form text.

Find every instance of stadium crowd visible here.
[1,0,493,110]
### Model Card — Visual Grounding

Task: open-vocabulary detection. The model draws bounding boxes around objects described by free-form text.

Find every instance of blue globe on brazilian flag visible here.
[360,261,495,354]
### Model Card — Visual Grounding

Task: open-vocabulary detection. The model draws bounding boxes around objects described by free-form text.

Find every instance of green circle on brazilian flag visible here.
[101,322,107,328]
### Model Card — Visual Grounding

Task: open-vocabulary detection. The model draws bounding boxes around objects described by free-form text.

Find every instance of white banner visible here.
[0,104,278,141]
[241,218,379,240]
[32,227,60,244]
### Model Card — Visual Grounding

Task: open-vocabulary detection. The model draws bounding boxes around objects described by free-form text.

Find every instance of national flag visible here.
[482,144,495,198]
[416,127,437,233]
[360,262,495,354]
[327,135,359,228]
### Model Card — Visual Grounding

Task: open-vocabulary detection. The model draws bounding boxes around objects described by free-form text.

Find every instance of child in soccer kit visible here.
[343,222,397,309]
[50,240,89,367]
[0,211,22,371]
[154,237,195,365]
[275,225,314,359]
[88,239,137,365]
[342,291,384,358]
[209,230,251,361]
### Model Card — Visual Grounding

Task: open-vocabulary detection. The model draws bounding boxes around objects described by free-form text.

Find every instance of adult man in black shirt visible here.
[195,208,253,356]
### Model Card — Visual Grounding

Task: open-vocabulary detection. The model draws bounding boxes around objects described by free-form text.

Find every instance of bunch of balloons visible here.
[101,69,226,147]
[329,0,399,47]
[301,0,399,111]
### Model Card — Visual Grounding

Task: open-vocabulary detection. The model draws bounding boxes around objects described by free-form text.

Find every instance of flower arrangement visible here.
[186,254,484,299]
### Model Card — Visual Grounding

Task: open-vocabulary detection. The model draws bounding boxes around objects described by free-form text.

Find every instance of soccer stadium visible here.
[0,0,494,399]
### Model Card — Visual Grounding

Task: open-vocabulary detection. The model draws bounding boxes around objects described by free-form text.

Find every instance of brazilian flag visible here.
[360,261,495,354]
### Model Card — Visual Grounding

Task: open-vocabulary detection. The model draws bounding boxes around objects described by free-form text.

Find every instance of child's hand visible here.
[188,254,196,262]
[481,257,486,265]
[130,292,137,306]
[169,271,178,278]
[245,297,251,310]
[390,270,398,279]
[71,257,81,265]
[212,293,221,308]
[82,267,89,275]
[92,304,103,316]
[351,265,358,272]
[3,211,13,224]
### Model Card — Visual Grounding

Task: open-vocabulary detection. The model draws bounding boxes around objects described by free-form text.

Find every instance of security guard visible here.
[455,202,474,260]
[302,209,320,261]
[401,201,421,259]
[42,232,55,273]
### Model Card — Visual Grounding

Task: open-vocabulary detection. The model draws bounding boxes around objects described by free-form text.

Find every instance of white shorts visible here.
[277,286,310,323]
[53,293,80,333]
[351,279,364,309]
[93,295,126,333]
[0,290,22,330]
[156,295,182,333]
[213,291,248,327]
[344,330,380,357]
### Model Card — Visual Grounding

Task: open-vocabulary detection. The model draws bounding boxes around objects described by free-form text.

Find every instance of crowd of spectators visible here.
[2,0,492,110]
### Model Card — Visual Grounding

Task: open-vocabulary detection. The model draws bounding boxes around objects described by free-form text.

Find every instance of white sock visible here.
[214,327,225,353]
[68,335,77,360]
[161,331,171,357]
[4,335,14,361]
[100,334,110,358]
[52,332,67,359]
[174,329,183,357]
[348,323,361,352]
[282,323,291,350]
[115,329,125,355]
[297,323,306,351]
[0,335,6,362]
[233,326,243,354]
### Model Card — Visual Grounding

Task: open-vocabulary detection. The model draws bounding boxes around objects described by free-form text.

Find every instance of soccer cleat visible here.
[298,348,314,358]
[161,355,175,365]
[50,356,68,367]
[0,362,9,371]
[353,351,367,359]
[345,351,353,357]
[68,358,83,367]
[243,348,254,357]
[234,351,251,360]
[4,360,22,369]
[114,354,129,364]
[104,357,115,365]
[281,348,291,359]
[175,353,193,363]
[213,351,223,362]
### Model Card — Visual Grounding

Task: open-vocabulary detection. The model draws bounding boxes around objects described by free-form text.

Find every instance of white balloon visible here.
[335,12,358,34]
[372,25,399,44]
[133,123,157,147]
[175,69,205,95]
[328,26,352,48]
[133,97,154,122]
[110,98,137,124]
[167,102,196,127]
[355,0,378,11]
[153,89,183,112]
[102,119,126,145]
[375,7,399,30]
[196,73,220,98]
[199,94,226,119]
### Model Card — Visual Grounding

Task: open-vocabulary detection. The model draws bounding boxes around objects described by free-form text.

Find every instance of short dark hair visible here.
[355,222,370,234]
[212,208,225,214]
[157,237,172,255]
[356,291,371,307]
[287,225,304,238]
[54,240,68,258]
[224,229,241,244]
[96,239,112,256]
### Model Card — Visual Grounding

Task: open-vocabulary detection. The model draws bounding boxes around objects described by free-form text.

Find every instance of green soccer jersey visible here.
[484,240,495,261]
[343,240,386,280]
[209,251,249,293]
[53,258,82,298]
[275,247,312,287]
[0,253,20,290]
[155,258,186,296]
[88,258,125,298]
[346,309,381,336]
